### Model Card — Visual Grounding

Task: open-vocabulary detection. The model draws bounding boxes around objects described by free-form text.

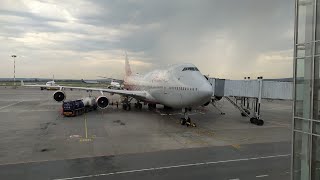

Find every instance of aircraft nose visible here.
[199,83,213,100]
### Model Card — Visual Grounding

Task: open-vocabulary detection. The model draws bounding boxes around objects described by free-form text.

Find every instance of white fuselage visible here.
[45,81,56,86]
[110,81,121,88]
[124,63,213,108]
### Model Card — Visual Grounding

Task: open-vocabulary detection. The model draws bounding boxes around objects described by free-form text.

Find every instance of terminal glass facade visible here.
[293,0,320,179]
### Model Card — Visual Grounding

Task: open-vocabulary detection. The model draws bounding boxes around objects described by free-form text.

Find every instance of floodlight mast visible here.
[11,55,17,88]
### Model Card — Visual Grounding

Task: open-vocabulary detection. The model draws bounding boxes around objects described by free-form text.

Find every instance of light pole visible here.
[11,55,17,88]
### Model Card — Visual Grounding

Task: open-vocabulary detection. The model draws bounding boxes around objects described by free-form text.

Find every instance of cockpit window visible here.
[182,67,199,71]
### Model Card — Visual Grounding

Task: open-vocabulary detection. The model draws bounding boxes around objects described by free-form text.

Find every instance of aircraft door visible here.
[163,86,168,94]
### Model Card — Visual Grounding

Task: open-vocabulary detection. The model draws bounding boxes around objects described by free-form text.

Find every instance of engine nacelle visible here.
[96,96,109,109]
[53,90,66,102]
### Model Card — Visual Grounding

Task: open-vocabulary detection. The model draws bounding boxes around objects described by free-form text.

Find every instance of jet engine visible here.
[96,96,109,109]
[53,90,66,102]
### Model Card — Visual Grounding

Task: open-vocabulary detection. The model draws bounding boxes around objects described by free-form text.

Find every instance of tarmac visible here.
[0,87,292,180]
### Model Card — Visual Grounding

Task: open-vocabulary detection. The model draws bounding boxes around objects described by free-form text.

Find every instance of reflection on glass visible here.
[316,42,320,55]
[297,0,314,44]
[294,118,311,132]
[293,131,310,180]
[295,58,312,118]
[297,45,305,58]
[314,57,320,120]
[316,0,320,40]
[313,121,320,135]
[312,136,320,180]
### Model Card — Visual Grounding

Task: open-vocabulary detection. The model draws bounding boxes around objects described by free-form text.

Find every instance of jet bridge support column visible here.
[250,77,264,126]
[240,97,250,117]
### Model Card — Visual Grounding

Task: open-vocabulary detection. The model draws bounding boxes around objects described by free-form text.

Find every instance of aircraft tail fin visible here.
[125,52,132,77]
[21,80,24,86]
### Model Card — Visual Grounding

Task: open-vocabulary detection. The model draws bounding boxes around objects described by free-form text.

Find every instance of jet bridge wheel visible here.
[250,117,264,126]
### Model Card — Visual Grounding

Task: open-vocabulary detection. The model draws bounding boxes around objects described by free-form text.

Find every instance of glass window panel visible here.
[316,0,320,40]
[293,131,311,180]
[297,44,306,58]
[295,118,311,132]
[314,57,320,120]
[316,42,320,55]
[295,58,313,118]
[296,43,313,58]
[312,135,320,180]
[313,121,320,135]
[297,0,314,44]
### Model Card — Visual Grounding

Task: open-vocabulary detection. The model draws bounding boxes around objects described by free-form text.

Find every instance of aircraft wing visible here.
[21,81,148,100]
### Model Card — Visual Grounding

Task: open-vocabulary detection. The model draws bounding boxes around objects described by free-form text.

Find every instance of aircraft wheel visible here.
[123,104,127,110]
[180,118,186,125]
[148,104,155,110]
[186,118,191,127]
[138,103,142,110]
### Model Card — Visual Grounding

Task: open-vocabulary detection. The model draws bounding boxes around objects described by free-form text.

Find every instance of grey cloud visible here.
[0,0,294,79]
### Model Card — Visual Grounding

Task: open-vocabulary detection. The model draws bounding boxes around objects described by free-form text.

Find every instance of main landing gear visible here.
[122,98,143,111]
[148,104,156,110]
[250,117,264,126]
[122,96,132,111]
[122,103,131,111]
[134,102,143,110]
[180,108,196,127]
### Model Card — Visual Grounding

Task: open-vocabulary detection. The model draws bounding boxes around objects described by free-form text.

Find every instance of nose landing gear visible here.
[180,108,196,127]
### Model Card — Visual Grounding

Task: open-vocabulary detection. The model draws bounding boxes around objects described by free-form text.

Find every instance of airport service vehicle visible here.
[22,53,213,126]
[62,97,97,117]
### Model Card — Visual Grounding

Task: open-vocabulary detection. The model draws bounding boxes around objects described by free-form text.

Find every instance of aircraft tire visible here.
[123,104,127,110]
[186,118,191,127]
[180,118,186,125]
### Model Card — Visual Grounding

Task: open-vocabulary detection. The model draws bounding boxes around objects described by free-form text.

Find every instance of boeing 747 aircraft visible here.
[22,54,213,125]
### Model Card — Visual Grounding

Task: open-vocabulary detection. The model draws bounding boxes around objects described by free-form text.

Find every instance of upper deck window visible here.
[182,67,199,71]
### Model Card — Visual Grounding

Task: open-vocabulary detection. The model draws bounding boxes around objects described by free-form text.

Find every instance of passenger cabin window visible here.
[182,67,199,71]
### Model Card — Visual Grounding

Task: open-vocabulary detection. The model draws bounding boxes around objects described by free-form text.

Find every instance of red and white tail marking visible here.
[125,52,132,77]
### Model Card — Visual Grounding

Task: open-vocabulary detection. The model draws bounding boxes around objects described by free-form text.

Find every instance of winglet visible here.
[20,80,24,86]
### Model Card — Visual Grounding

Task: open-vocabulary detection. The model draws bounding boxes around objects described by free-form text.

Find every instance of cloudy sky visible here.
[0,0,294,79]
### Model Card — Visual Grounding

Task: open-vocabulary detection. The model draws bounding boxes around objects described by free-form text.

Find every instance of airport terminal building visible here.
[293,0,320,179]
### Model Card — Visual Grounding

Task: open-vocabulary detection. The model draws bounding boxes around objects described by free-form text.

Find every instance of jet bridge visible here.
[208,78,293,126]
